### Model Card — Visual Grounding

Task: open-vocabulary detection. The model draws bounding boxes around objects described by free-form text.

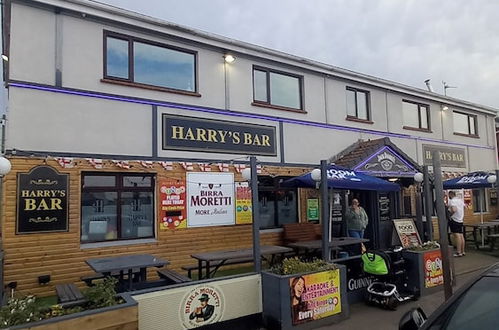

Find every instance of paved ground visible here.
[315,249,499,330]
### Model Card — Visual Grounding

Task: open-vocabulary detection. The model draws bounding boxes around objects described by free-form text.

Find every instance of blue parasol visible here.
[443,171,495,189]
[283,164,400,192]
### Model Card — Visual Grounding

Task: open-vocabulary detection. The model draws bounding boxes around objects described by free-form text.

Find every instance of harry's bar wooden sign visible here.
[162,115,277,155]
[422,144,466,168]
[17,166,69,234]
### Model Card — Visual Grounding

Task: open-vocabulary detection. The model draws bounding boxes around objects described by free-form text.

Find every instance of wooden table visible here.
[191,245,293,279]
[464,223,499,249]
[86,254,169,291]
[288,237,369,258]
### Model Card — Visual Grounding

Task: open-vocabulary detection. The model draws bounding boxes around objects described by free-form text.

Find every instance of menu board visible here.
[330,192,343,223]
[393,218,422,248]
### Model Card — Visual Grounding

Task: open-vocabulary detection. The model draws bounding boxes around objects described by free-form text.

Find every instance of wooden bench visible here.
[181,257,253,278]
[283,223,322,245]
[55,284,86,308]
[81,269,141,286]
[157,269,193,284]
[488,234,499,251]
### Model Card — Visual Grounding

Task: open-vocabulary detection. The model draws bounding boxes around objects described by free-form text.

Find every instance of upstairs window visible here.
[453,111,478,136]
[253,66,303,111]
[81,173,155,243]
[402,100,430,130]
[104,31,197,93]
[346,87,370,121]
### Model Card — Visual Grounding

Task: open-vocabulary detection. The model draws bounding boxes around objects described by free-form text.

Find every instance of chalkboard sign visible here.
[17,166,69,234]
[379,194,391,221]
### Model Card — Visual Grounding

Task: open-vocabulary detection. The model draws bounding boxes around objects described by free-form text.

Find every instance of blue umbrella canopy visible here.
[283,165,400,192]
[443,171,495,189]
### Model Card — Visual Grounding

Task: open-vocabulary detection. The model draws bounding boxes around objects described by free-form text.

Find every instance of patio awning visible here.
[283,164,400,192]
[443,171,495,189]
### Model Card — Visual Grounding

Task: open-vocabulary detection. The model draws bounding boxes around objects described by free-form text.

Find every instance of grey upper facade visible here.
[2,0,498,171]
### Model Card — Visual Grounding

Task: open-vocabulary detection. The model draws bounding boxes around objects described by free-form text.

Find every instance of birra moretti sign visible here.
[187,172,235,227]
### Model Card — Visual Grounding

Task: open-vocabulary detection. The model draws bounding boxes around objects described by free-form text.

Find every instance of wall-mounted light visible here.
[487,174,497,185]
[1,54,8,62]
[441,105,449,111]
[224,54,235,63]
[38,274,51,285]
[311,168,321,189]
[414,172,424,183]
[0,156,12,176]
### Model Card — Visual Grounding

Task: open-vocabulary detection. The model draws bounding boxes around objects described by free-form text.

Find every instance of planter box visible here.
[402,247,455,297]
[10,294,137,330]
[262,264,348,330]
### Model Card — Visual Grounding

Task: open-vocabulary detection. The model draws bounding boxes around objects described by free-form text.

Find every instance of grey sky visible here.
[99,0,499,110]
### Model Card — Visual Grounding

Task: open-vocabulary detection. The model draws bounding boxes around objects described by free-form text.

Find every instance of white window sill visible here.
[80,238,158,250]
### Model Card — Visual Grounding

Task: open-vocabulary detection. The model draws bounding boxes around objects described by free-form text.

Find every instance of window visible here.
[81,173,155,243]
[252,66,303,110]
[453,111,478,136]
[257,177,298,229]
[402,100,430,130]
[346,87,370,121]
[104,31,196,93]
[472,189,488,213]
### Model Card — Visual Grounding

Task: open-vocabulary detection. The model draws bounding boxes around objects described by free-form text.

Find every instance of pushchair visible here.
[361,246,418,310]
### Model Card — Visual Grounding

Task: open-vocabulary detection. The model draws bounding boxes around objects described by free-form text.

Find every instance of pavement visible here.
[315,248,499,330]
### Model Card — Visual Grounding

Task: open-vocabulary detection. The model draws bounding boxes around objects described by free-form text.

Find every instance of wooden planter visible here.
[261,264,348,330]
[10,294,137,330]
[402,247,455,297]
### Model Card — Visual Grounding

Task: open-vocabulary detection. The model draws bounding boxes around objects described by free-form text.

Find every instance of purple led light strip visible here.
[9,82,495,151]
[354,145,418,172]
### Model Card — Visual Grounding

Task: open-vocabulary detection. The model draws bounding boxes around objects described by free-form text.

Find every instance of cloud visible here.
[99,0,499,109]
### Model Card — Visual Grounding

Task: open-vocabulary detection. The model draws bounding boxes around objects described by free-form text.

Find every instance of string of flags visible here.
[53,157,265,173]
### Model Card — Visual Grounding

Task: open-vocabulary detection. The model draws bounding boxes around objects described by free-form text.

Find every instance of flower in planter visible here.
[407,241,440,251]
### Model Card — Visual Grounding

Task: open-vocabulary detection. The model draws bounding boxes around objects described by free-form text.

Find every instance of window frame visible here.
[402,99,431,132]
[345,86,372,123]
[472,189,489,214]
[102,30,199,96]
[81,172,156,243]
[251,65,305,113]
[453,110,479,138]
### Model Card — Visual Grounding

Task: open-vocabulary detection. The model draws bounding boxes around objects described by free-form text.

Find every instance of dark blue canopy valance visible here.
[283,165,400,192]
[443,171,495,189]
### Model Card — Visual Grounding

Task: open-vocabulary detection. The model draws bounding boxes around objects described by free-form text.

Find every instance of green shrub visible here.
[0,295,42,328]
[407,241,440,251]
[83,277,121,308]
[270,257,337,275]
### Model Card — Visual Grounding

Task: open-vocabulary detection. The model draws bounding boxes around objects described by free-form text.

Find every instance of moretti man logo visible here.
[162,114,277,155]
[180,285,224,328]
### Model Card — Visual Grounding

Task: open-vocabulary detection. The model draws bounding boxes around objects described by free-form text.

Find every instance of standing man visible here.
[448,191,465,257]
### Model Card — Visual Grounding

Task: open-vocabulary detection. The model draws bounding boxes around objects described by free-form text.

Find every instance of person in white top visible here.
[448,191,465,257]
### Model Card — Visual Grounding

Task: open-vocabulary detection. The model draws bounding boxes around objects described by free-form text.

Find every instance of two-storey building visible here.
[1,0,497,296]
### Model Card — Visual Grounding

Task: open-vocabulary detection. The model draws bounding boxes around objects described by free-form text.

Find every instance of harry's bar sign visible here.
[162,115,277,156]
[17,166,69,234]
[422,145,466,168]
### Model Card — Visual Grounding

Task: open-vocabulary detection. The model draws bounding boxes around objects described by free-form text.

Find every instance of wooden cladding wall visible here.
[2,157,309,296]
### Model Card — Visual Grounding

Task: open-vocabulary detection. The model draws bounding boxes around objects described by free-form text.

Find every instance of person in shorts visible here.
[448,191,465,257]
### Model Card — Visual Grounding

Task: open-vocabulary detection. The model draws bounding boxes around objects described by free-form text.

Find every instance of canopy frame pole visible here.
[432,150,453,300]
[250,156,261,273]
[423,165,434,241]
[320,160,330,262]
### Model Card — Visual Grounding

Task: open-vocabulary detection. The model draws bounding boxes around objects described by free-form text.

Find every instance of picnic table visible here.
[464,222,499,249]
[287,237,369,258]
[86,254,169,291]
[191,245,293,279]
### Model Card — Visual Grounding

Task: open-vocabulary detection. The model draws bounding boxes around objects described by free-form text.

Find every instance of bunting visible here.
[112,160,131,169]
[198,163,212,172]
[233,164,246,173]
[180,162,194,171]
[217,163,230,172]
[86,158,103,169]
[159,161,174,171]
[55,157,75,168]
[140,161,154,168]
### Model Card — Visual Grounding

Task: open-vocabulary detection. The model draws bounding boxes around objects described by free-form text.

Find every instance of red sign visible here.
[159,179,187,230]
[424,250,443,288]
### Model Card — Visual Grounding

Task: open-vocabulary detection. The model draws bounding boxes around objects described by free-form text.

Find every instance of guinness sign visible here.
[162,115,277,155]
[17,166,69,234]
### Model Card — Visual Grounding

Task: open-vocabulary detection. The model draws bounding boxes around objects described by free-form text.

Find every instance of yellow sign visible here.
[290,269,342,325]
[235,182,252,224]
